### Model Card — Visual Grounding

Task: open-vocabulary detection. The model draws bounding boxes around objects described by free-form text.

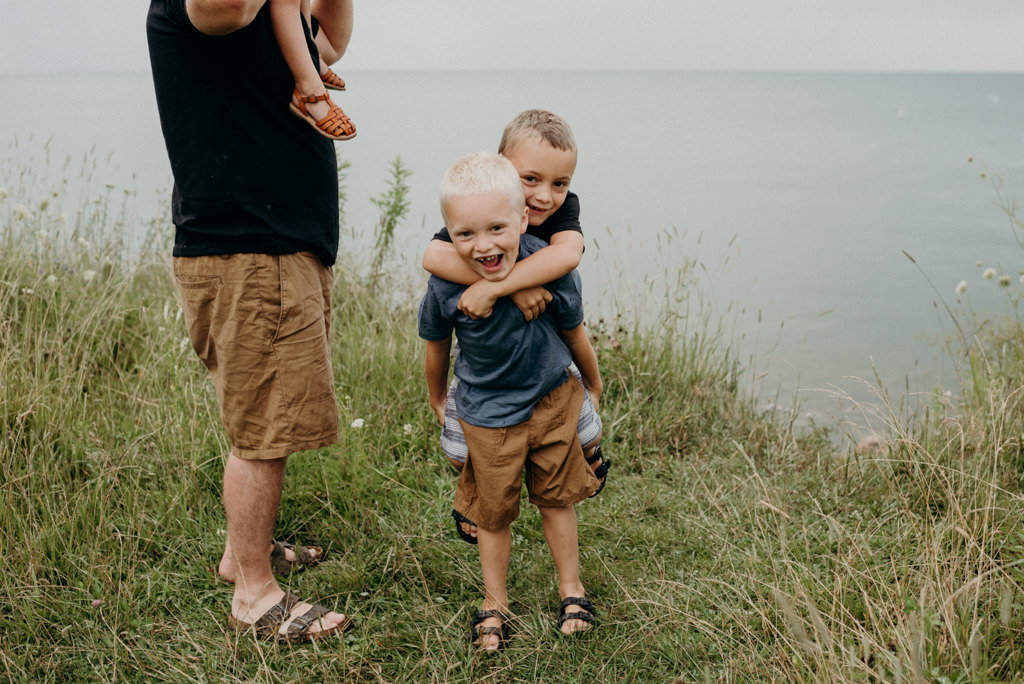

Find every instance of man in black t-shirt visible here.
[147,0,352,643]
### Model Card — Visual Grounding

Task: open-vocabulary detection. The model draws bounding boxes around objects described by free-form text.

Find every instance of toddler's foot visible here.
[289,88,356,141]
[320,66,346,91]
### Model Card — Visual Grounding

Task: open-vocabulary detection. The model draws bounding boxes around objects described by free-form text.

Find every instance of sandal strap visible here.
[558,596,596,626]
[284,602,331,636]
[470,609,510,626]
[252,591,301,632]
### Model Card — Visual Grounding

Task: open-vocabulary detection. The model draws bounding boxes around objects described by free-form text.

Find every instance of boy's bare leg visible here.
[223,453,347,636]
[537,505,592,635]
[475,526,512,650]
[310,0,353,65]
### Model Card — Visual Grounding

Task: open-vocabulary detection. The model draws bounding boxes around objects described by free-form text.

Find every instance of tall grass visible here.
[1,155,1022,682]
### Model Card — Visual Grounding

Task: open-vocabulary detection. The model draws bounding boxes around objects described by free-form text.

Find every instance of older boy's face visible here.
[503,136,577,227]
[444,191,528,282]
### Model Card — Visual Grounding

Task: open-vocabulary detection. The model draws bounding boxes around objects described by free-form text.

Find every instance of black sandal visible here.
[451,509,478,545]
[558,596,597,633]
[269,540,325,577]
[586,445,612,497]
[468,609,511,650]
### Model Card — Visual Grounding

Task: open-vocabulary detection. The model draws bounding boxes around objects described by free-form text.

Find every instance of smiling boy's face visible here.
[443,190,529,282]
[503,135,577,227]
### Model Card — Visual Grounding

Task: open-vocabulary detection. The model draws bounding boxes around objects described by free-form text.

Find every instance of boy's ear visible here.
[519,205,529,234]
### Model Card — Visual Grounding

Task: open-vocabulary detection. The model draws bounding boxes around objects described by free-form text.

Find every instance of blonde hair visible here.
[498,109,577,155]
[439,152,524,221]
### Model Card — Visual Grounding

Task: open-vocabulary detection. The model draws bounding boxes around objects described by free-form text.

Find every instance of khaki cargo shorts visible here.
[453,376,600,531]
[174,252,339,460]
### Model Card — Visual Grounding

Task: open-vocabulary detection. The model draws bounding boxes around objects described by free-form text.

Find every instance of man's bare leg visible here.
[538,505,592,635]
[475,526,511,650]
[224,452,347,636]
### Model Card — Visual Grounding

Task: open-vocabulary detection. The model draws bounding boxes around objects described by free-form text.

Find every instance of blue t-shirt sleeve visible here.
[548,270,585,331]
[417,280,455,341]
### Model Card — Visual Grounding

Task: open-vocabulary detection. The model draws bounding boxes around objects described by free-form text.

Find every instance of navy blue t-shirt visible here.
[147,0,340,266]
[418,234,585,428]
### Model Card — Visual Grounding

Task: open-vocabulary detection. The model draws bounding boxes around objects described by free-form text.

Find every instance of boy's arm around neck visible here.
[458,231,584,320]
[422,239,480,286]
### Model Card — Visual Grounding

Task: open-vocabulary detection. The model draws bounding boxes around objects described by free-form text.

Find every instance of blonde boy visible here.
[418,152,600,649]
[422,111,610,542]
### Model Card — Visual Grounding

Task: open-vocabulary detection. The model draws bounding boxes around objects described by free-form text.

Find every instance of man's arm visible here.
[424,337,453,424]
[186,0,266,35]
[560,323,603,410]
[459,230,584,319]
[311,0,353,65]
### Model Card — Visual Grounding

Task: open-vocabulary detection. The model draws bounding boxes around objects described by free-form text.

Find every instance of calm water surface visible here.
[3,70,1023,436]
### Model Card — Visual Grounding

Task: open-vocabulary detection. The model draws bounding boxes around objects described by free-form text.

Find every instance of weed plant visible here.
[0,156,1022,682]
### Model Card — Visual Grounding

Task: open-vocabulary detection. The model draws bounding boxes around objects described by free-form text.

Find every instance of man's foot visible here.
[451,509,478,544]
[219,540,324,583]
[468,609,510,651]
[228,590,351,644]
[558,596,596,635]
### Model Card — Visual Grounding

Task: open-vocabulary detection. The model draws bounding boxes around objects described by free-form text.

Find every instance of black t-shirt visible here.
[147,0,340,266]
[431,191,582,244]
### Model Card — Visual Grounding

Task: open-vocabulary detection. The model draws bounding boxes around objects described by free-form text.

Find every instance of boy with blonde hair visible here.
[419,152,600,650]
[422,110,610,543]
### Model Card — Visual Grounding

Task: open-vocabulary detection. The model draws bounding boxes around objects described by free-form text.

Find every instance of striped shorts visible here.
[440,362,602,465]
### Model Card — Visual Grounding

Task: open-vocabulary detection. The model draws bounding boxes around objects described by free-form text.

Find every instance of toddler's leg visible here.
[537,504,594,635]
[570,363,610,495]
[473,525,512,650]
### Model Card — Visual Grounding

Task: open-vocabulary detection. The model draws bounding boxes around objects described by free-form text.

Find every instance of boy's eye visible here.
[554,180,568,188]
[521,175,537,183]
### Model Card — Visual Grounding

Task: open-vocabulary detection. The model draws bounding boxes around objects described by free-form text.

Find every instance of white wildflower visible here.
[403,423,413,435]
[37,229,49,240]
[351,418,365,429]
[955,280,967,296]
[1020,274,1024,285]
[21,288,34,296]
[976,260,983,267]
[999,274,1011,287]
[76,236,89,248]
[82,270,97,282]
[0,188,9,200]
[982,267,997,280]
[14,204,31,220]
[45,274,58,286]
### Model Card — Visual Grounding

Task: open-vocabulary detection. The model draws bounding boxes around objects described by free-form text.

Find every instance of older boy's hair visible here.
[439,152,525,220]
[498,109,577,155]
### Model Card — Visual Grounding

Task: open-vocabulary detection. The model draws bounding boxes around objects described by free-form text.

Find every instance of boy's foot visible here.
[289,88,356,141]
[468,609,510,651]
[585,445,611,497]
[451,509,479,544]
[320,66,346,91]
[558,596,596,635]
[228,590,352,644]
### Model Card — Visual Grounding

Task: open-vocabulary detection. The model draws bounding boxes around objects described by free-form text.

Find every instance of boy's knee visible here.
[446,456,465,470]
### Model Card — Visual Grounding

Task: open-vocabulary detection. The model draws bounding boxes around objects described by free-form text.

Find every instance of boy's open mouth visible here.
[477,254,504,272]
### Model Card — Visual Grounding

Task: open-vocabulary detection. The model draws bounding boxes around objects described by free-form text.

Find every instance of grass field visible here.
[1,162,1022,682]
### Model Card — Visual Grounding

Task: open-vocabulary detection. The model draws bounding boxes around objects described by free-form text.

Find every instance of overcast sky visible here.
[3,1,1023,73]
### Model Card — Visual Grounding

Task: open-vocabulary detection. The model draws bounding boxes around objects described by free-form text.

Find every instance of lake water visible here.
[3,70,1023,438]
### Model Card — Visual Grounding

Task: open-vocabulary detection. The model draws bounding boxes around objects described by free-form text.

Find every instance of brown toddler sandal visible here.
[289,88,356,141]
[320,67,346,91]
[227,591,352,644]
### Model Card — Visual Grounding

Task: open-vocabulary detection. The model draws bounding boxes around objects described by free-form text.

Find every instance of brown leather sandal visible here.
[289,88,356,141]
[320,67,346,91]
[227,591,353,644]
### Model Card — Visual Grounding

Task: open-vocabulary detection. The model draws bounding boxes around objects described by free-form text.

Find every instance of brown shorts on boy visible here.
[453,376,600,531]
[174,252,340,460]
